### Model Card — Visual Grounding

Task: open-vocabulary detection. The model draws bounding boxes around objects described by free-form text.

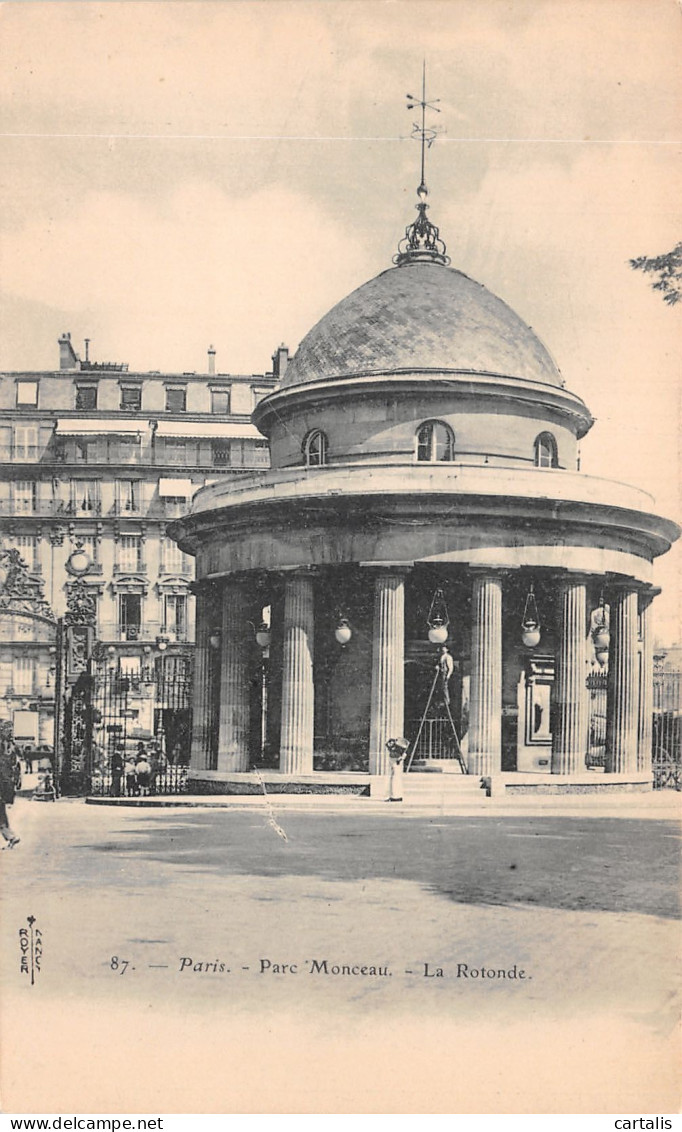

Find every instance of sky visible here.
[0,0,680,639]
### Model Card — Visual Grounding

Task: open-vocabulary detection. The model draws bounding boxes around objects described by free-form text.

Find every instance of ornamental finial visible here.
[394,61,450,267]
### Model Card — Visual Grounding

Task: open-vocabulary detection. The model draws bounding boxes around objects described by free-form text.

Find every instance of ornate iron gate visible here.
[89,652,193,796]
[652,670,681,790]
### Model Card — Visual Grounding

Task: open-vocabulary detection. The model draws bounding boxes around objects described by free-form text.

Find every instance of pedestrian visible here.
[135,748,151,796]
[148,745,160,795]
[124,754,137,796]
[438,645,454,706]
[0,727,20,848]
[386,737,409,802]
[110,748,124,797]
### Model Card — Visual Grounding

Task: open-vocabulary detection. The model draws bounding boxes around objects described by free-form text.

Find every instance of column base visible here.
[485,771,653,797]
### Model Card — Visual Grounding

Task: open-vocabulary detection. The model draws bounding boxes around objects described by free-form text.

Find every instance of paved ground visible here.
[0,794,680,1114]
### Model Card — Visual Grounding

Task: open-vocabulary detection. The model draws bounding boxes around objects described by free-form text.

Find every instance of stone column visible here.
[468,572,502,776]
[279,573,315,774]
[189,590,212,771]
[217,580,251,772]
[605,586,639,774]
[637,591,655,774]
[369,571,406,776]
[551,579,589,775]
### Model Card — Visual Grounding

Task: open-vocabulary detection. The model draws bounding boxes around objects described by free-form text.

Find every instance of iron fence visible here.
[652,670,681,790]
[89,654,193,796]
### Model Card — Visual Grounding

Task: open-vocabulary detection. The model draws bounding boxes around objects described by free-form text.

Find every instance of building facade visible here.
[172,186,680,799]
[0,335,283,752]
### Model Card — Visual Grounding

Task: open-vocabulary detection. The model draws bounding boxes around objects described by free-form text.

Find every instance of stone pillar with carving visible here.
[217,579,252,773]
[369,570,406,776]
[551,578,589,775]
[605,586,639,774]
[468,572,503,776]
[637,589,655,774]
[279,572,315,774]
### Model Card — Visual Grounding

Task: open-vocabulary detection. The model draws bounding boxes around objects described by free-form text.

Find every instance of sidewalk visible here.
[84,788,682,820]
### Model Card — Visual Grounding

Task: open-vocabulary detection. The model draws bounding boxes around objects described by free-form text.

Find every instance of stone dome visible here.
[281,260,563,389]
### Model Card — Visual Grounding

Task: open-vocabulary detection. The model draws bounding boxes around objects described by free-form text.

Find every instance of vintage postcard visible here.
[0,0,680,1117]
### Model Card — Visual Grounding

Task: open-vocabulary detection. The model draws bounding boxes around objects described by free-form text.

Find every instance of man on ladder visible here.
[405,646,467,774]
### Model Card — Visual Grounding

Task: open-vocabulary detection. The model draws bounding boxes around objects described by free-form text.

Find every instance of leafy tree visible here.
[629,242,682,306]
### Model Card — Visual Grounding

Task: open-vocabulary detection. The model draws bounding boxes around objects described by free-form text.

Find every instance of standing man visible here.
[386,737,409,802]
[438,645,454,706]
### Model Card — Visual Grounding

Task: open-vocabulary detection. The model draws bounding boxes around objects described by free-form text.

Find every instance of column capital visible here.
[360,562,413,576]
[551,570,594,588]
[602,573,648,599]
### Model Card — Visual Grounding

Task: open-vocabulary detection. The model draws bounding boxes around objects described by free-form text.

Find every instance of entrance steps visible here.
[401,770,488,805]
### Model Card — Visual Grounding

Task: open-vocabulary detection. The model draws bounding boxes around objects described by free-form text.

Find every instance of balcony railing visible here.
[0,443,271,471]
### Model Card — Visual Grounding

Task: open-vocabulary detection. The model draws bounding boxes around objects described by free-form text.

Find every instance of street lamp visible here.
[334,616,352,647]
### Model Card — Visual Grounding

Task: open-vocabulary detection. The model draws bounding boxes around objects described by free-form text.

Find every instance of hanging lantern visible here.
[592,594,610,652]
[427,587,450,644]
[255,621,271,650]
[334,616,352,646]
[208,629,221,651]
[521,582,541,649]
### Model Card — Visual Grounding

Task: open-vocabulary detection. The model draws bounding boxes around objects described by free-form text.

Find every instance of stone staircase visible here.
[402,764,489,805]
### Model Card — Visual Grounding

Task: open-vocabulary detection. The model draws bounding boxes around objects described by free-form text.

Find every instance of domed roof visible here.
[281,260,563,389]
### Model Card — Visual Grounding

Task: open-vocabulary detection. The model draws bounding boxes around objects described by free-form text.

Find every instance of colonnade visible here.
[191,568,654,780]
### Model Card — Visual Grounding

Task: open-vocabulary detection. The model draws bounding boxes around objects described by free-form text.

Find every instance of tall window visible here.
[75,385,98,411]
[119,594,142,640]
[118,536,142,573]
[14,426,38,460]
[303,429,327,467]
[13,656,34,693]
[534,432,558,468]
[75,438,97,464]
[165,386,187,412]
[120,385,142,411]
[416,421,455,463]
[163,439,187,465]
[163,594,188,641]
[212,441,232,467]
[116,480,140,514]
[71,479,99,514]
[11,535,40,572]
[161,536,185,574]
[15,381,38,407]
[211,388,231,414]
[13,481,36,514]
[250,440,270,467]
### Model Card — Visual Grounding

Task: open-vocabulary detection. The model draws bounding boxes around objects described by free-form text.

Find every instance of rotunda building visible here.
[171,190,679,799]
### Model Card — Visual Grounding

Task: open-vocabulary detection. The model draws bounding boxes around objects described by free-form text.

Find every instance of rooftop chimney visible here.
[272,343,289,380]
[207,344,216,376]
[58,332,80,371]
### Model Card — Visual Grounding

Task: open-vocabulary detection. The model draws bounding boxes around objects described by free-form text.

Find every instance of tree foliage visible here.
[629,242,682,306]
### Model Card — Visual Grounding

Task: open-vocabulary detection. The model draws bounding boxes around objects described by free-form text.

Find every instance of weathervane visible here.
[394,61,450,266]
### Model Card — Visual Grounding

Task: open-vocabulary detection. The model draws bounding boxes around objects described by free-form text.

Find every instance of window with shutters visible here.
[71,479,100,514]
[534,432,558,468]
[416,421,455,463]
[118,536,142,573]
[165,386,187,412]
[75,385,98,411]
[14,426,38,460]
[120,385,142,411]
[116,480,141,514]
[163,594,188,641]
[119,594,142,640]
[13,481,36,513]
